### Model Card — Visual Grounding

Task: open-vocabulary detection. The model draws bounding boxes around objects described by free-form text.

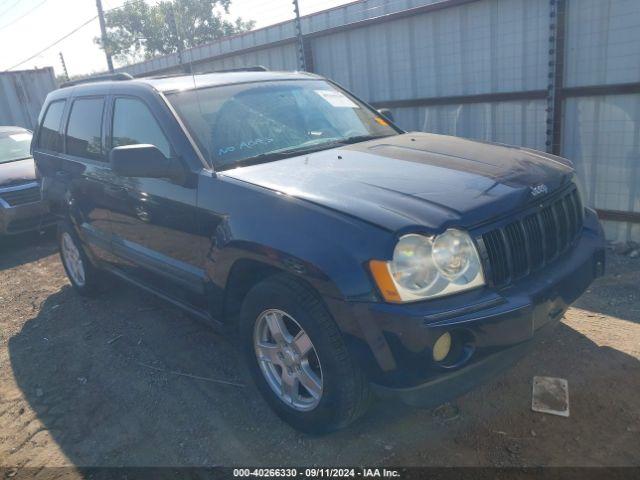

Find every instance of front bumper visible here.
[331,209,605,407]
[0,186,55,235]
[371,319,557,407]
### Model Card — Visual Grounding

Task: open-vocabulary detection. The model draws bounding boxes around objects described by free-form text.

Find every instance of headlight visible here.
[369,229,485,303]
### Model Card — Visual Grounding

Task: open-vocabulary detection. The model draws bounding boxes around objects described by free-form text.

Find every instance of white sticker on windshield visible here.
[9,133,31,142]
[314,90,359,108]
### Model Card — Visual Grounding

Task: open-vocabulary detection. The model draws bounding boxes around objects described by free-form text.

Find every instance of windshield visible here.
[0,131,32,164]
[167,79,399,169]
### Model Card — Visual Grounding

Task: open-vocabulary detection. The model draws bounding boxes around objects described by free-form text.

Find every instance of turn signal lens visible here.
[369,260,402,303]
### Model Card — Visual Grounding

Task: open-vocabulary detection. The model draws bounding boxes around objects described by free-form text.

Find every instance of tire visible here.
[239,274,371,433]
[58,221,102,296]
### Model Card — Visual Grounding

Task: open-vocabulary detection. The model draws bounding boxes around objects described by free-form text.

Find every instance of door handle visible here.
[55,170,71,179]
[135,205,152,222]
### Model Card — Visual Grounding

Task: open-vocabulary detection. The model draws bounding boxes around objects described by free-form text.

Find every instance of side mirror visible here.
[377,108,394,123]
[109,144,185,183]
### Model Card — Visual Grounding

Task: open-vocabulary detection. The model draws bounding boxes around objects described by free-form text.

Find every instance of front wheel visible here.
[239,275,371,433]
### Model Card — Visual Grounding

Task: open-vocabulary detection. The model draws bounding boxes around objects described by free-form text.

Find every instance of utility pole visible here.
[96,0,114,73]
[292,0,306,71]
[167,6,185,69]
[59,52,69,81]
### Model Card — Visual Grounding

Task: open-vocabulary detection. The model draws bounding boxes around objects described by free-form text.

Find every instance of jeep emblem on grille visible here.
[530,184,548,197]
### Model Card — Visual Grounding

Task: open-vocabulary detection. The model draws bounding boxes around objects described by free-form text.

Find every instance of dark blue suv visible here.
[34,70,605,432]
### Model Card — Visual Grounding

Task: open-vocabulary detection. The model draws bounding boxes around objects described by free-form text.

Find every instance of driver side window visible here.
[112,98,171,158]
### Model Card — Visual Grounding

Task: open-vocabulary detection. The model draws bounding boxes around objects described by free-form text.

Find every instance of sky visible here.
[0,0,351,77]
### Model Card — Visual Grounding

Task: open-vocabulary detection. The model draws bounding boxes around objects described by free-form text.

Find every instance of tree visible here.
[96,0,255,64]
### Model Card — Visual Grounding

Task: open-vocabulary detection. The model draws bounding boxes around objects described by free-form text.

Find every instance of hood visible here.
[222,133,575,232]
[0,158,37,188]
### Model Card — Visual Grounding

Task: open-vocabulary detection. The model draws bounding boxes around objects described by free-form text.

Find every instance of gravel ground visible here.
[0,230,639,468]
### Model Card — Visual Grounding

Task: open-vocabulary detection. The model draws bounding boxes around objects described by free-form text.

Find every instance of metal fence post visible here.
[546,0,566,155]
[293,0,307,71]
[59,52,70,82]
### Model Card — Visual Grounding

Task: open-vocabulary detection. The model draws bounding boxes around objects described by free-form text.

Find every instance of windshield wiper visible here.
[335,134,393,145]
[228,134,395,169]
[232,141,344,168]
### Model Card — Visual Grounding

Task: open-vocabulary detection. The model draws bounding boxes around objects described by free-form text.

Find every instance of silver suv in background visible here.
[0,126,55,235]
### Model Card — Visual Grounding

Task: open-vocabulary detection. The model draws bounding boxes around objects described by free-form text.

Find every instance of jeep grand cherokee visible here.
[34,70,605,432]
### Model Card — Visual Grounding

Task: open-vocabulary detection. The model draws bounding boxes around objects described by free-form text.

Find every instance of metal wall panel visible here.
[301,0,427,34]
[0,68,57,130]
[192,43,299,73]
[392,99,547,150]
[109,0,640,241]
[565,0,640,87]
[116,1,462,77]
[562,94,640,240]
[311,0,548,103]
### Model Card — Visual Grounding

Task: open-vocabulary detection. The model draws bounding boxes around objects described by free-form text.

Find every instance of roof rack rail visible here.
[206,66,268,73]
[60,72,133,89]
[148,66,268,80]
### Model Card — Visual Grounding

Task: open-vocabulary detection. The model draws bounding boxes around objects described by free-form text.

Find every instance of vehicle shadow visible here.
[7,279,640,467]
[0,229,57,270]
[572,253,640,325]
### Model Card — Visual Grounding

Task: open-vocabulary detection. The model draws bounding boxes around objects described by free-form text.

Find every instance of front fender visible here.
[198,175,392,303]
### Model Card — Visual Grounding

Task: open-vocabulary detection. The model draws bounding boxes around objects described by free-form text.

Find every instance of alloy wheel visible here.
[61,232,86,287]
[253,309,323,411]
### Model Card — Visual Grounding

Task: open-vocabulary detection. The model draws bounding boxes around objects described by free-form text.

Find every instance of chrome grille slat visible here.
[483,229,509,285]
[0,186,42,206]
[504,222,528,277]
[541,206,558,259]
[522,214,544,269]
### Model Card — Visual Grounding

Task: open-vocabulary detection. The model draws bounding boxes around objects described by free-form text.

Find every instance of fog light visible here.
[432,332,452,362]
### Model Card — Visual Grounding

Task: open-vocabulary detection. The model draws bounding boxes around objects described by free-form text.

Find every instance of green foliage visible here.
[96,0,255,63]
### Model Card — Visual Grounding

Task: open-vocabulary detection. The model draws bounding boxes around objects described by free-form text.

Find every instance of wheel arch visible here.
[222,258,284,320]
[219,252,342,323]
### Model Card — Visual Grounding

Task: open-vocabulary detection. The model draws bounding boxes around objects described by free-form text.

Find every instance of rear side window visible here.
[37,100,65,152]
[66,97,105,160]
[112,98,171,158]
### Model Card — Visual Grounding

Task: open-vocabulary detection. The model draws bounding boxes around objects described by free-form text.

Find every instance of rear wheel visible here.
[240,274,371,433]
[58,221,101,296]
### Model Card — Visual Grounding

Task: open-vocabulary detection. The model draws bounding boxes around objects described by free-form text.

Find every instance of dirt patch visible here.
[0,231,639,467]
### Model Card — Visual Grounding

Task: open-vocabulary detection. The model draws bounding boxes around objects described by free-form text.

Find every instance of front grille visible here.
[7,212,56,233]
[0,185,42,206]
[481,188,584,287]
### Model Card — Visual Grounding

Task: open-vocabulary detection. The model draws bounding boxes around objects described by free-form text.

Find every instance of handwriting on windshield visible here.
[219,137,274,156]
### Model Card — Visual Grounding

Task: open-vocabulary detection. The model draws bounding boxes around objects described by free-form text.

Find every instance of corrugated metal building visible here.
[0,68,57,130]
[111,0,640,241]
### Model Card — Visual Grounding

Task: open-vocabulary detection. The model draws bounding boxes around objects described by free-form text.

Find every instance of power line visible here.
[3,1,134,72]
[4,0,313,73]
[6,15,98,70]
[0,0,50,32]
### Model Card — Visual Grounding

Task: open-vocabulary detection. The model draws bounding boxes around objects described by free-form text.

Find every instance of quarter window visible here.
[66,98,105,160]
[37,100,65,152]
[112,98,171,158]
